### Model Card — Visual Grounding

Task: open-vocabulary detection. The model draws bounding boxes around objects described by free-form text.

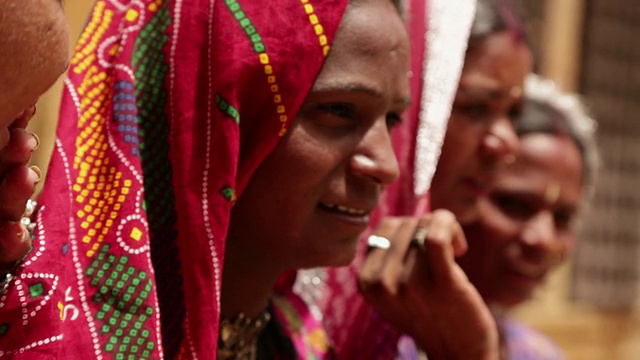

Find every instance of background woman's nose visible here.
[481,117,519,160]
[519,212,559,260]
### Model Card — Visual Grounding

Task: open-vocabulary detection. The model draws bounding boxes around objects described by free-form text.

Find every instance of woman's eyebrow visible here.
[311,82,411,106]
[312,82,384,98]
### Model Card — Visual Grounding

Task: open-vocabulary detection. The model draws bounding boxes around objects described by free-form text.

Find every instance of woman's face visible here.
[431,31,532,223]
[458,133,584,307]
[228,0,410,269]
[0,0,69,147]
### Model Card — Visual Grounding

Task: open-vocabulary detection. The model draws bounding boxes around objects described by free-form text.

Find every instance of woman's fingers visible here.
[0,222,30,272]
[418,210,466,284]
[360,212,500,359]
[0,128,39,177]
[0,165,40,221]
[9,106,37,130]
[0,105,37,157]
[362,210,472,295]
[360,217,403,290]
[378,217,419,295]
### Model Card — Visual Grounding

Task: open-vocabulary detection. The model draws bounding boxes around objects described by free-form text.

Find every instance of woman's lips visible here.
[503,265,546,290]
[318,202,371,225]
[319,202,369,215]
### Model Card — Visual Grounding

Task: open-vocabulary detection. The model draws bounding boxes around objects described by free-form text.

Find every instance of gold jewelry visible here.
[218,309,271,360]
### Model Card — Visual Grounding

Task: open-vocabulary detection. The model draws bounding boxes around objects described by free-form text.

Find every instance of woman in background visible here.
[457,74,598,359]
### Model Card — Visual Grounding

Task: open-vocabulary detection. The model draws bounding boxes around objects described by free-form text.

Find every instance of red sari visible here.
[0,1,347,358]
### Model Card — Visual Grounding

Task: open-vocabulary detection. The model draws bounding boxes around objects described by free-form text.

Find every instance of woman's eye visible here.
[554,211,574,230]
[317,103,355,119]
[508,105,523,121]
[386,112,402,130]
[455,103,489,119]
[493,195,534,219]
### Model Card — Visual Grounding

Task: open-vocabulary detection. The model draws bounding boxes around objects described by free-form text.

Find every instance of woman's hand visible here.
[0,107,40,274]
[359,209,500,360]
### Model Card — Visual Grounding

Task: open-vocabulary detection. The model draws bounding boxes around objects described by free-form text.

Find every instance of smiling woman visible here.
[226,3,410,274]
[222,0,409,356]
[0,0,411,359]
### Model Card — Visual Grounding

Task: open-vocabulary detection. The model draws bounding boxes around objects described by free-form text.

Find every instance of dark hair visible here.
[469,0,527,45]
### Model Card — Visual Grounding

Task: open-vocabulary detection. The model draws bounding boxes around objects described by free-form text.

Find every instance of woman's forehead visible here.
[314,0,410,102]
[496,134,584,198]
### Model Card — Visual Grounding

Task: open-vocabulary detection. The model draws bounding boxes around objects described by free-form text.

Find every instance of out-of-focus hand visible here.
[0,106,41,274]
[359,209,500,360]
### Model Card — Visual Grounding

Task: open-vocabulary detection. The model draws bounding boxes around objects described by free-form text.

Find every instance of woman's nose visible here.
[481,117,519,160]
[350,121,400,186]
[519,212,560,261]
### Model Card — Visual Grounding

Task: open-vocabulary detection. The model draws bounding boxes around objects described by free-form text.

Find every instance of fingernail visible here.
[27,133,40,152]
[16,223,26,241]
[29,166,42,184]
[24,105,36,120]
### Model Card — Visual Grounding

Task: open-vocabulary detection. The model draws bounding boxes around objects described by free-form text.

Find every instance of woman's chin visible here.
[305,242,360,269]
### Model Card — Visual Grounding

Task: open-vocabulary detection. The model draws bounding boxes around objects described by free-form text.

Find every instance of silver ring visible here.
[367,235,391,250]
[412,227,428,251]
[20,199,37,238]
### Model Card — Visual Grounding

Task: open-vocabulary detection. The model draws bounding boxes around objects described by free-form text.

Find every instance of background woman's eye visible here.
[493,195,534,219]
[386,112,402,130]
[554,211,574,230]
[508,104,523,120]
[317,103,355,119]
[455,103,489,119]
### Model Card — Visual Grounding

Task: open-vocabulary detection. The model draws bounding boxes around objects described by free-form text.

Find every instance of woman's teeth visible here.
[321,203,367,216]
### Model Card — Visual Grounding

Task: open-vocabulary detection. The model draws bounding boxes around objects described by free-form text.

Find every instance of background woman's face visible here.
[228,0,410,269]
[0,0,69,147]
[430,31,532,223]
[458,133,584,307]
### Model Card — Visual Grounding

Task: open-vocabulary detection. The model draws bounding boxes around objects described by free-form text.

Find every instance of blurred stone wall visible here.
[571,1,640,309]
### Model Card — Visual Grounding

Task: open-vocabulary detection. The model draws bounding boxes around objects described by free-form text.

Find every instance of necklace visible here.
[218,309,271,360]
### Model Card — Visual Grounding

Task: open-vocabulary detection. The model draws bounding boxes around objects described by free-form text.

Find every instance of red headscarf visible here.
[0,0,347,358]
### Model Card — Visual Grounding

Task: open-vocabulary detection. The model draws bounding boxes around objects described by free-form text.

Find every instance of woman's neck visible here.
[221,235,284,319]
